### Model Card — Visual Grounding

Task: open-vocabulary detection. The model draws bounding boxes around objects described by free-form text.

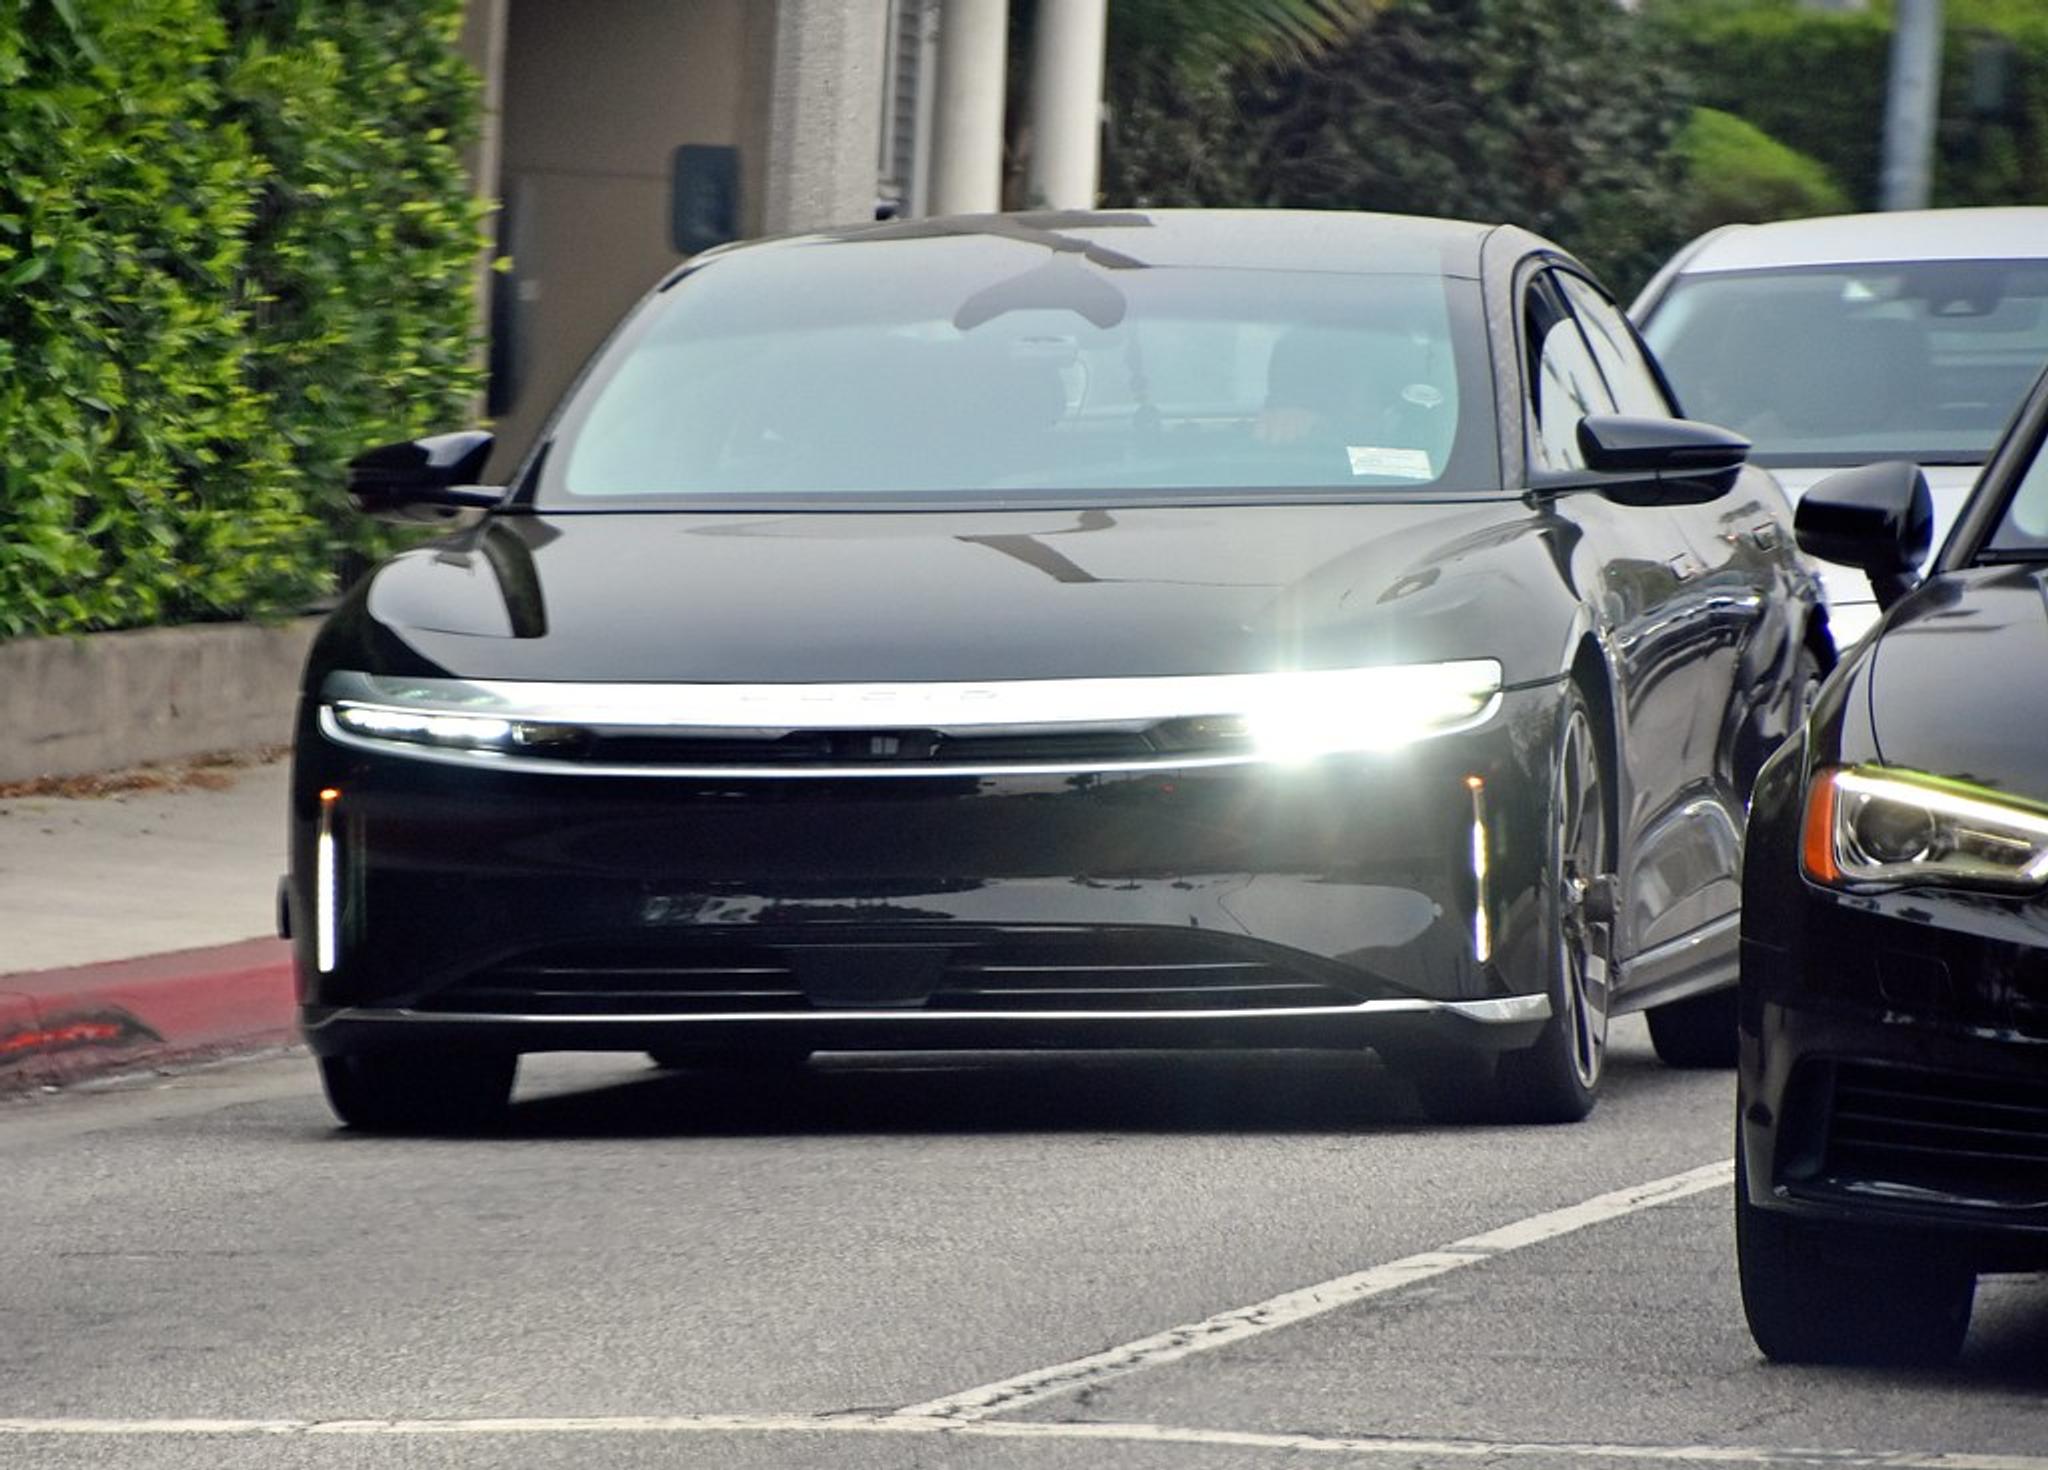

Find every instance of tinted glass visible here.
[1642,260,2048,465]
[1556,273,1671,418]
[536,239,1495,506]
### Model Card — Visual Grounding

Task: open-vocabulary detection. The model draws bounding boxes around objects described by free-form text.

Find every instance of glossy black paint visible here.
[1740,364,2048,1266]
[346,431,501,517]
[1792,460,1934,608]
[1575,414,1750,479]
[288,211,1818,1068]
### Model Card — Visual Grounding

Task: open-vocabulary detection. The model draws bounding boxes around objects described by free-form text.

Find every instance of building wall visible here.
[488,0,759,473]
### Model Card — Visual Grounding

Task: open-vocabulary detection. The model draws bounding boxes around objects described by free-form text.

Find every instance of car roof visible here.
[1674,208,2048,273]
[731,209,1504,280]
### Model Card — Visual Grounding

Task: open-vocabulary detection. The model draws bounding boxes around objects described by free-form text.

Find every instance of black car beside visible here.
[284,210,1821,1132]
[1737,364,2048,1363]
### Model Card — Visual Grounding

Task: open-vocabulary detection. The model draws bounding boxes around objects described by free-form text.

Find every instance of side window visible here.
[1526,273,1615,470]
[1556,272,1675,418]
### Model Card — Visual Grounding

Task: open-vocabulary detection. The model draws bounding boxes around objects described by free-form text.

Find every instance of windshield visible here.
[1642,259,2048,467]
[535,239,1494,507]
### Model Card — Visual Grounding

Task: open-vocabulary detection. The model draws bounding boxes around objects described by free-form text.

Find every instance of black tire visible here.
[647,1046,812,1072]
[1646,985,1739,1069]
[1491,687,1611,1124]
[318,1050,517,1134]
[1736,1136,1974,1365]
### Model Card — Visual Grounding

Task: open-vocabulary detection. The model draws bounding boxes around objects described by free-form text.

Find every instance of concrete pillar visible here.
[1025,0,1105,209]
[1881,0,1944,211]
[458,0,508,399]
[759,0,891,233]
[928,0,1008,215]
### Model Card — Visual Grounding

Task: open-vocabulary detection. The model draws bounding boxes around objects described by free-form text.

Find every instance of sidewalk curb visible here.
[0,938,295,1094]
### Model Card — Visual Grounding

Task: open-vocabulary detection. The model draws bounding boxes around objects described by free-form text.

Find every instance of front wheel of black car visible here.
[1646,986,1738,1068]
[1408,690,1609,1125]
[1736,1139,1975,1365]
[1493,692,1611,1123]
[319,1051,518,1134]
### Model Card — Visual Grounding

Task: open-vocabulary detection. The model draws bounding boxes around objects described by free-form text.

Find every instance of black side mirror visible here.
[1793,460,1934,610]
[1573,415,1749,505]
[347,432,502,521]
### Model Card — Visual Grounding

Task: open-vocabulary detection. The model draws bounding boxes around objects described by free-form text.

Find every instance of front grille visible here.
[418,929,1362,1017]
[568,724,1223,770]
[427,943,809,1016]
[1819,1062,2048,1207]
[924,933,1349,1011]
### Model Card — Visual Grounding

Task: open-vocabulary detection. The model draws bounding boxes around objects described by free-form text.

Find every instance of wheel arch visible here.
[1566,634,1623,864]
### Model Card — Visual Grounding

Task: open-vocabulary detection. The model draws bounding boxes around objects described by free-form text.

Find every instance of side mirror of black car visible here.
[1793,460,1934,610]
[1574,415,1750,506]
[347,432,503,522]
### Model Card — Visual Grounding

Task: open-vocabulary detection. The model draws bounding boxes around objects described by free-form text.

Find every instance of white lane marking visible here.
[898,1158,1735,1421]
[0,1414,2043,1468]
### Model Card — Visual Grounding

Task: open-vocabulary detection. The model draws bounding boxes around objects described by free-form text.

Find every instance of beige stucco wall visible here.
[488,0,758,471]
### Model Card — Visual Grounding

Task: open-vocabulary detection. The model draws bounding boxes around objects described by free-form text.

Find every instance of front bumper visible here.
[288,683,1563,1057]
[1739,887,2048,1265]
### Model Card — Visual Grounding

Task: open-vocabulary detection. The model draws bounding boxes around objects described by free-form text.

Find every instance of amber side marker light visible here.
[1800,767,1841,885]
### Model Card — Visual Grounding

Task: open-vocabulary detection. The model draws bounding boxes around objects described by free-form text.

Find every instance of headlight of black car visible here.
[1801,766,2048,892]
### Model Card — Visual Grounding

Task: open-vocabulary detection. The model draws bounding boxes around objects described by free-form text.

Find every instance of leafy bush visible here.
[1675,107,1851,237]
[0,0,482,639]
[1103,0,1696,294]
[1646,0,2048,211]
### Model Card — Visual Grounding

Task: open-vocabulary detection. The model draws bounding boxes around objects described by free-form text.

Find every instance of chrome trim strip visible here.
[1440,993,1550,1024]
[306,994,1551,1027]
[318,707,1263,778]
[1613,913,1739,1012]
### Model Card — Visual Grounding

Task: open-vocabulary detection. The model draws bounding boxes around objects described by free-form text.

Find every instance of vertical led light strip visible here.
[1465,775,1491,964]
[316,787,340,974]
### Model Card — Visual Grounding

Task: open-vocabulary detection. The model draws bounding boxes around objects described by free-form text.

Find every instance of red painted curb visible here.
[0,937,295,1092]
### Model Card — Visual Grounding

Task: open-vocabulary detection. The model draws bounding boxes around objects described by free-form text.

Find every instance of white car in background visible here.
[1634,208,2048,647]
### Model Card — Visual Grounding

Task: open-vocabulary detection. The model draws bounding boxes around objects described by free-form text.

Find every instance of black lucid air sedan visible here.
[286,210,1822,1132]
[1737,364,2048,1364]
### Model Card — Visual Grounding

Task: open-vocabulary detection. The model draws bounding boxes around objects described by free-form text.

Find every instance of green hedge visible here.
[1103,0,1696,295]
[1646,0,2048,212]
[1675,106,1851,237]
[0,0,483,639]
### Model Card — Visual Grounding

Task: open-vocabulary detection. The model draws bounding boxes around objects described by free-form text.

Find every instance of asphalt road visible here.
[5,1020,2047,1470]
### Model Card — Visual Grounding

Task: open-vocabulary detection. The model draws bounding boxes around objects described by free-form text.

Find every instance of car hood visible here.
[347,502,1582,685]
[1856,563,2048,802]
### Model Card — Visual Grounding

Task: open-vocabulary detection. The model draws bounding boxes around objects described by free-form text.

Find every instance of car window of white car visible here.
[1555,273,1673,419]
[1526,272,1616,471]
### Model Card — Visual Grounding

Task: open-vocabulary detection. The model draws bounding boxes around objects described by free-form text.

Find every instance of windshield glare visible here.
[1643,259,2048,466]
[1989,417,2048,555]
[541,244,1488,505]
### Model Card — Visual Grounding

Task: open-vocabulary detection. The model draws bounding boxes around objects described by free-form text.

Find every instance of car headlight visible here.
[1242,659,1503,761]
[329,703,581,753]
[1801,765,2048,891]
